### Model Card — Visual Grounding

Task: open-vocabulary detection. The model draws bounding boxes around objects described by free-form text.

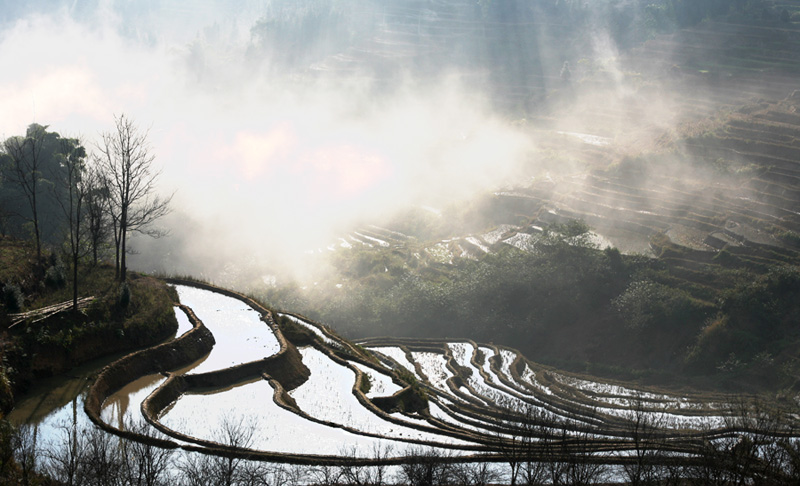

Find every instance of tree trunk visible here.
[120,232,127,282]
[72,252,79,312]
[32,198,41,262]
[120,220,127,282]
[114,225,121,280]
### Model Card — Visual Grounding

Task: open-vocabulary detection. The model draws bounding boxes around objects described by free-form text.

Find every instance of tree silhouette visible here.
[97,114,172,282]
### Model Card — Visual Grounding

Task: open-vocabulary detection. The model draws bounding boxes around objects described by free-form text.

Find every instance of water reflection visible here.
[100,373,166,429]
[173,285,280,373]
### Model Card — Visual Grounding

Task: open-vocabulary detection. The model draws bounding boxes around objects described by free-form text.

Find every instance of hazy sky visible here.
[0,1,535,277]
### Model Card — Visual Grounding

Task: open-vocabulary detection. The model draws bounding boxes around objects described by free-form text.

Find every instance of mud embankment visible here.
[29,323,176,379]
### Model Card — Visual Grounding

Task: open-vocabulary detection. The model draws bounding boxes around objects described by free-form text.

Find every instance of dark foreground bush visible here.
[44,264,67,289]
[118,282,131,309]
[2,284,23,313]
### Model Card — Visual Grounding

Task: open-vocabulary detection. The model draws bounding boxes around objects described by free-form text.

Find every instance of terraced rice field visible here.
[63,284,793,465]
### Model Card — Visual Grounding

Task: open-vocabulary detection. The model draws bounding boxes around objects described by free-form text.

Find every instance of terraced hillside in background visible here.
[260,15,800,392]
[336,17,800,265]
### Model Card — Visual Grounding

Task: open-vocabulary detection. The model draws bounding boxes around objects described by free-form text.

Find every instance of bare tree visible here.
[494,398,536,486]
[97,114,171,281]
[621,394,668,486]
[774,435,800,484]
[451,461,501,486]
[335,443,394,485]
[235,460,276,486]
[338,445,369,485]
[685,417,729,486]
[82,425,123,486]
[544,417,571,485]
[399,446,453,486]
[211,414,258,486]
[51,137,89,311]
[120,418,175,486]
[712,397,800,486]
[175,451,210,486]
[43,416,89,485]
[269,463,308,486]
[548,408,607,486]
[368,442,394,486]
[308,462,340,485]
[12,423,40,485]
[177,414,260,486]
[518,405,551,486]
[0,420,15,479]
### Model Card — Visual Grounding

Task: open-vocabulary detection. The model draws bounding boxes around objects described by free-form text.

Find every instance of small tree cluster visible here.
[1,284,24,313]
[0,116,171,311]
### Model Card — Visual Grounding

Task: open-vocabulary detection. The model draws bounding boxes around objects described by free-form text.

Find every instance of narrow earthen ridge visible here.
[83,304,215,445]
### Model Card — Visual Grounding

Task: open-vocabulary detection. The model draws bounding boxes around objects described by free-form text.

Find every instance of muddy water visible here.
[100,373,166,429]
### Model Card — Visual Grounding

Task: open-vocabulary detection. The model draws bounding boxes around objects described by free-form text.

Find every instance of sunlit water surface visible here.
[173,285,280,373]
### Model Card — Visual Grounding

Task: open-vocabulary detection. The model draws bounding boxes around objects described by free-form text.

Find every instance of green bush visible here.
[1,284,23,313]
[47,251,60,268]
[778,231,800,247]
[117,282,131,309]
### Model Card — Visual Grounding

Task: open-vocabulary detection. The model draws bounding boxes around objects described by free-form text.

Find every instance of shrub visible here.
[118,282,131,309]
[48,251,60,268]
[359,373,372,394]
[778,230,800,247]
[396,366,417,387]
[44,264,67,289]
[1,284,23,313]
[274,314,315,346]
[612,279,706,331]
